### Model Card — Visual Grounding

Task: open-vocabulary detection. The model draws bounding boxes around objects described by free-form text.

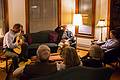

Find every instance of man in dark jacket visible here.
[21,45,57,79]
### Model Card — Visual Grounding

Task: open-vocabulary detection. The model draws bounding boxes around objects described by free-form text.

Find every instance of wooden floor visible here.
[109,71,120,80]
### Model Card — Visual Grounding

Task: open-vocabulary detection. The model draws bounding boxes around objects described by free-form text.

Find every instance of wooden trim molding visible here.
[91,0,96,37]
[107,0,110,38]
[25,0,29,33]
[75,0,96,39]
[25,0,61,33]
[58,0,61,27]
[3,0,9,34]
[75,0,79,14]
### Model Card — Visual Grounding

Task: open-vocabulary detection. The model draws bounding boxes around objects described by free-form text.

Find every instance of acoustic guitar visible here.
[13,35,24,54]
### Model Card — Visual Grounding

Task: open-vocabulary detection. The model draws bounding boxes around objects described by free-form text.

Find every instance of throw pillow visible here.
[24,34,32,44]
[49,31,58,43]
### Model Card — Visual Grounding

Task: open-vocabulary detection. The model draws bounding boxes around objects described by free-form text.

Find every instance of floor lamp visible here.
[96,19,106,42]
[73,14,83,48]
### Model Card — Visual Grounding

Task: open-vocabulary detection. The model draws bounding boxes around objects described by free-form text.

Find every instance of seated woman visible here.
[82,44,104,68]
[57,46,81,70]
[20,44,57,79]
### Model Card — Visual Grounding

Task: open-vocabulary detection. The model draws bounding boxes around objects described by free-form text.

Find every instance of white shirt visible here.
[3,30,17,49]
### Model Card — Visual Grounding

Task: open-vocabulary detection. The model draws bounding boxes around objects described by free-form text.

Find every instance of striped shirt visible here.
[101,39,119,50]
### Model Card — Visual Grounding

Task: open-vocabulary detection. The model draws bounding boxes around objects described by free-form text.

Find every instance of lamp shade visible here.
[96,19,106,27]
[73,14,83,26]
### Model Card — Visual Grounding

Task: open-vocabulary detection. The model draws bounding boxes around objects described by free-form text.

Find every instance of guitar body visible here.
[13,46,22,54]
[13,36,23,54]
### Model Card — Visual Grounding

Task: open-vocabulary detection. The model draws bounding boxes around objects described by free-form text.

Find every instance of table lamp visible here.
[96,19,106,41]
[73,14,83,34]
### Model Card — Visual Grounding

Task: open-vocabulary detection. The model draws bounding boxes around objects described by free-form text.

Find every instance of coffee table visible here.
[49,49,88,62]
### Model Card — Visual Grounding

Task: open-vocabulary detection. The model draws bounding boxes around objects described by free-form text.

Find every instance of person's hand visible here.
[17,39,23,45]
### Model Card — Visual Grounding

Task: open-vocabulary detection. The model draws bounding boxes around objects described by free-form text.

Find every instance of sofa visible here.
[30,66,114,80]
[24,30,62,58]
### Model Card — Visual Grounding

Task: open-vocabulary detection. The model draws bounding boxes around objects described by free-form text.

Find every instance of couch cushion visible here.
[49,31,58,43]
[31,30,51,43]
[45,43,58,47]
[29,43,58,49]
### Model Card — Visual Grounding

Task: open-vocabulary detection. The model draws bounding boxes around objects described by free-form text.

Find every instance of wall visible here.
[8,0,26,32]
[77,0,108,48]
[95,0,108,41]
[7,0,108,48]
[61,0,75,25]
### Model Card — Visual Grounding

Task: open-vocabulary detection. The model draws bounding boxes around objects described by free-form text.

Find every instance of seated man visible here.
[101,30,120,52]
[21,45,57,79]
[93,29,120,64]
[3,23,28,69]
[58,25,76,49]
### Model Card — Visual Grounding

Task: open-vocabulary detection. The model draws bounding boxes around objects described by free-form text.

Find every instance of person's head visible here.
[12,23,23,33]
[89,44,104,60]
[110,29,120,40]
[62,46,80,68]
[37,44,50,62]
[62,25,68,31]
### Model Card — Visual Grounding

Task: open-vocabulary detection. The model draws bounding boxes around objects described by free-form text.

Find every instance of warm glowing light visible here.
[96,19,106,41]
[96,19,106,27]
[73,14,83,26]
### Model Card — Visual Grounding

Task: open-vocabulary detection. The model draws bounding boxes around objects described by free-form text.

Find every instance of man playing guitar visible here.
[3,23,28,70]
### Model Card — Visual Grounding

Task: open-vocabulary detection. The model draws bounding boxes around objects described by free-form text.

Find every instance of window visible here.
[75,0,96,38]
[26,0,61,33]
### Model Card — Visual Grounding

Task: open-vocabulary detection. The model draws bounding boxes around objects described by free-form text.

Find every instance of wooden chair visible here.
[0,50,12,73]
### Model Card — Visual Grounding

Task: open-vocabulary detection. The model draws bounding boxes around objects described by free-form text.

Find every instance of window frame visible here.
[75,0,96,38]
[25,0,61,33]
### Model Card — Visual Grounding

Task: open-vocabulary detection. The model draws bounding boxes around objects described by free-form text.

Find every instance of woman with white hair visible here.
[21,44,57,79]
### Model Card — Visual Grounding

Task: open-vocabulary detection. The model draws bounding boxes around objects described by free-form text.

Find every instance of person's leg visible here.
[19,43,28,61]
[4,51,19,70]
[103,52,118,64]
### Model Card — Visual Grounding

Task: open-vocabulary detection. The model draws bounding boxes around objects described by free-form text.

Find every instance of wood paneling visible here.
[110,0,120,30]
[3,0,9,33]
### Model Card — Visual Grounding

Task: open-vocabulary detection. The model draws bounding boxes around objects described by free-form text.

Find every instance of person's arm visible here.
[67,31,74,41]
[13,66,25,77]
[5,33,17,49]
[20,65,30,80]
[101,39,119,49]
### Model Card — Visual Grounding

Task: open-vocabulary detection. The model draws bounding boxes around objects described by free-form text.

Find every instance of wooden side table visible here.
[0,55,12,73]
